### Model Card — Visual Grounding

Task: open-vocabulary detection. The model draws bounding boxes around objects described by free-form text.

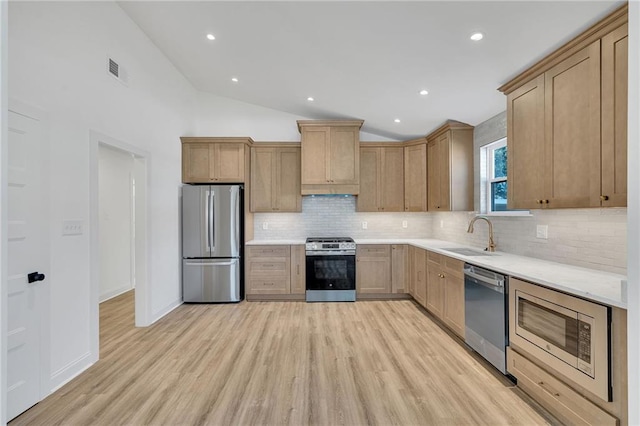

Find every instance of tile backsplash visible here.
[429,209,627,275]
[253,196,432,240]
[253,197,627,276]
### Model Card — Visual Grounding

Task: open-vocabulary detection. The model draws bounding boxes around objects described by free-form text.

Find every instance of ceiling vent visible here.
[107,56,128,86]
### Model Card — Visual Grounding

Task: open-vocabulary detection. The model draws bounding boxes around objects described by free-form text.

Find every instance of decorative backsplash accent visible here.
[253,197,627,276]
[253,196,432,240]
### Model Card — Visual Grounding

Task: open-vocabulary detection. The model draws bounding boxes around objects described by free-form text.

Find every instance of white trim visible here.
[49,352,93,393]
[0,1,8,421]
[99,286,134,303]
[150,298,182,325]
[90,131,152,347]
[482,211,534,218]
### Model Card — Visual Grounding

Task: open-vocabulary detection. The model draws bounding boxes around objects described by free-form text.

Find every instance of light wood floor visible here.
[11,292,553,425]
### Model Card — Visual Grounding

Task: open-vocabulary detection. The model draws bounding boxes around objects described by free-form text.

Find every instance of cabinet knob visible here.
[536,199,542,204]
[600,195,609,201]
[543,200,549,204]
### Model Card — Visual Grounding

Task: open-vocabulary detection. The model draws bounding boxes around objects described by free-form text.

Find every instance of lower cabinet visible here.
[391,244,409,293]
[425,251,465,338]
[409,246,427,306]
[245,245,305,297]
[356,245,391,294]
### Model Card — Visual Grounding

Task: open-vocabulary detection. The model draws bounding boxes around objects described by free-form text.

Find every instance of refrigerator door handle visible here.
[231,186,240,254]
[184,260,238,267]
[205,190,211,253]
[210,190,215,253]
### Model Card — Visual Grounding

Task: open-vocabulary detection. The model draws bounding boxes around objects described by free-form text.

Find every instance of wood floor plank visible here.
[10,292,552,425]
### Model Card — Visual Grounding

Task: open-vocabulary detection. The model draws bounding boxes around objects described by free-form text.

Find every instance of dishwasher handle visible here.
[464,265,505,293]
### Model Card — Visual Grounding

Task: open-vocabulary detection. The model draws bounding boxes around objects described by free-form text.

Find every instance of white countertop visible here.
[246,238,627,309]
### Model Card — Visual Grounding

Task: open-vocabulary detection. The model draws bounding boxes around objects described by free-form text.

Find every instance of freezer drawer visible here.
[182,258,241,302]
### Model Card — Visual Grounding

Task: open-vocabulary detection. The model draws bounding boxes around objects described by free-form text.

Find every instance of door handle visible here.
[28,272,46,283]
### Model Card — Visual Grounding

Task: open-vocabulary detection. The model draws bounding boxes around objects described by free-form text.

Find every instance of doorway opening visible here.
[89,131,150,361]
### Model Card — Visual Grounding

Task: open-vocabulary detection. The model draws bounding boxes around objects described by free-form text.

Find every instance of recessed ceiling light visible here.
[307,97,314,102]
[394,119,401,123]
[231,77,238,83]
[419,90,429,96]
[206,34,216,41]
[470,32,484,41]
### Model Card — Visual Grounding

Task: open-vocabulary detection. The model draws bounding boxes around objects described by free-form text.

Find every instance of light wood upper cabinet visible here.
[357,145,404,212]
[426,122,474,212]
[404,142,428,212]
[544,40,601,209]
[501,7,628,210]
[251,145,301,212]
[298,120,363,195]
[356,245,392,294]
[507,75,546,210]
[600,23,627,207]
[181,138,250,183]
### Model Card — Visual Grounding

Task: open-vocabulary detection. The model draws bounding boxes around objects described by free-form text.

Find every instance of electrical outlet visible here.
[440,220,444,228]
[536,225,548,239]
[402,220,408,228]
[262,222,269,230]
[62,220,84,236]
[362,221,368,230]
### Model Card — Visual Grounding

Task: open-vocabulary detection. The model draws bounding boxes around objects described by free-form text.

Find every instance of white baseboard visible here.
[150,298,182,325]
[99,285,134,303]
[49,351,94,394]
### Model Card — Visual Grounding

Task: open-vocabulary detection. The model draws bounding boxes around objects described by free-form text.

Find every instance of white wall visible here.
[98,145,134,302]
[195,91,398,142]
[8,1,196,392]
[627,2,639,424]
[1,0,8,422]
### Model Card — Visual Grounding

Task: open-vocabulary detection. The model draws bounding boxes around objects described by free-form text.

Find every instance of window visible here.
[486,139,507,212]
[480,138,528,215]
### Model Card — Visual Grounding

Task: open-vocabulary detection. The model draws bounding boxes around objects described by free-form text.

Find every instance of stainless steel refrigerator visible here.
[182,184,243,302]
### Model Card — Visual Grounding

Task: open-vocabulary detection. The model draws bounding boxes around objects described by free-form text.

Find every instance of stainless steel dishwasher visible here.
[464,263,508,374]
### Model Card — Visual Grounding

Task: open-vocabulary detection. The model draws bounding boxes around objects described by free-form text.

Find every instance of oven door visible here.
[305,254,355,291]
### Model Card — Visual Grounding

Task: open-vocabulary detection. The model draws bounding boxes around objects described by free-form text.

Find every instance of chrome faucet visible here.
[467,216,496,252]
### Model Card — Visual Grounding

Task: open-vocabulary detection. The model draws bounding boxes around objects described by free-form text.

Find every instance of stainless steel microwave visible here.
[509,278,611,401]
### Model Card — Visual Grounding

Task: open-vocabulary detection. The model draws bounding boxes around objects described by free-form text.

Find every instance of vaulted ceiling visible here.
[119,1,624,140]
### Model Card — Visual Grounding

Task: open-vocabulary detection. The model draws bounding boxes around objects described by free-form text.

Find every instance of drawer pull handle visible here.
[538,381,544,385]
[265,282,274,286]
[554,393,560,397]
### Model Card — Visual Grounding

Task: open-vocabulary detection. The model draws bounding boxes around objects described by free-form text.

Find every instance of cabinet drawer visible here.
[357,245,390,257]
[443,256,464,277]
[247,260,289,276]
[427,251,442,264]
[507,347,617,426]
[246,246,290,258]
[247,277,290,294]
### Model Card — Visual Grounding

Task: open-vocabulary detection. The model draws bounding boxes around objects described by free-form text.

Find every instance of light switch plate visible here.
[362,221,368,229]
[262,222,269,230]
[536,225,548,239]
[402,220,408,228]
[62,220,84,236]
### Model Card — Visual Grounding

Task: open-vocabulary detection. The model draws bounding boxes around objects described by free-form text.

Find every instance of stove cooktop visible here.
[306,237,355,243]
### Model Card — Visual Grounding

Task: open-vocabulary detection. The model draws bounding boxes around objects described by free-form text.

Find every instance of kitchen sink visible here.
[440,247,496,257]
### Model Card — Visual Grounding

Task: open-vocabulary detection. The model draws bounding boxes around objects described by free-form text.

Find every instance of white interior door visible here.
[7,109,48,421]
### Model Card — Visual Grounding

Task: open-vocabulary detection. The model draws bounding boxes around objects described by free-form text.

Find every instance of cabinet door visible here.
[250,147,276,212]
[357,147,380,212]
[427,140,441,211]
[329,127,359,184]
[391,244,408,293]
[407,246,416,297]
[507,75,545,209]
[356,245,391,294]
[182,143,214,183]
[216,144,245,182]
[301,127,330,184]
[600,24,627,207]
[276,147,302,212]
[426,252,444,319]
[290,245,306,294]
[442,257,465,338]
[437,133,451,211]
[411,247,426,306]
[404,144,427,212]
[544,41,600,208]
[380,147,405,212]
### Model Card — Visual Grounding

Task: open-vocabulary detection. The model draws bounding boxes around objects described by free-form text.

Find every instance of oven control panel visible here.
[306,242,356,251]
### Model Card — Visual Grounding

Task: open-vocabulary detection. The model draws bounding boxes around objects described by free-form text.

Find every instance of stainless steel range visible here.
[305,237,356,302]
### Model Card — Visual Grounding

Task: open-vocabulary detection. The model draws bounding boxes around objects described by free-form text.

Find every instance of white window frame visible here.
[480,138,531,216]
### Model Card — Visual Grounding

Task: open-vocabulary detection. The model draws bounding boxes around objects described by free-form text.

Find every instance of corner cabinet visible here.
[357,145,404,212]
[403,140,428,212]
[298,120,363,195]
[501,6,628,209]
[426,121,474,211]
[181,137,252,183]
[251,144,302,212]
